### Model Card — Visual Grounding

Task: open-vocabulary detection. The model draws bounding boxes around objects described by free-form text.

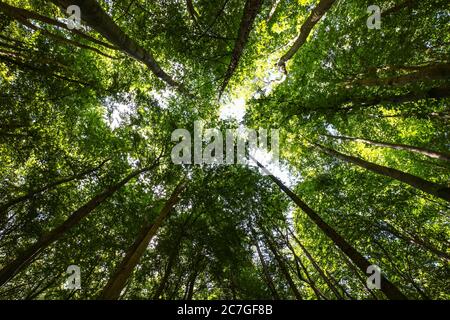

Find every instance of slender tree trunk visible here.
[379,222,450,261]
[184,254,203,300]
[262,233,303,300]
[252,158,408,299]
[326,270,354,300]
[0,54,91,86]
[186,0,200,23]
[99,181,185,300]
[336,249,380,300]
[218,0,263,97]
[313,142,450,202]
[288,229,343,299]
[185,270,198,300]
[277,0,336,71]
[374,240,430,300]
[48,0,186,92]
[286,240,325,299]
[323,134,450,162]
[254,237,280,300]
[0,158,110,216]
[152,232,185,299]
[0,163,158,287]
[266,0,281,22]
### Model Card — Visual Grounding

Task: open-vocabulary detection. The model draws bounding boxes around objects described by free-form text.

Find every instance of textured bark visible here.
[314,143,450,202]
[323,134,450,162]
[277,0,336,71]
[0,164,157,287]
[218,0,263,97]
[48,0,186,92]
[252,158,408,299]
[99,182,185,300]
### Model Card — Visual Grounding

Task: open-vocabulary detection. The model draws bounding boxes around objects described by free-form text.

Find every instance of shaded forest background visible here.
[0,0,449,299]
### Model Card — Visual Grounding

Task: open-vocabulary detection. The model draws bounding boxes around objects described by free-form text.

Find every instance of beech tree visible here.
[0,0,448,300]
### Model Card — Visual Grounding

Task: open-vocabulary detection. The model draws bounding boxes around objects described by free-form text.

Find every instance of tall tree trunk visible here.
[183,254,203,300]
[0,3,116,59]
[347,63,450,88]
[0,54,91,86]
[374,240,430,300]
[0,163,158,287]
[287,229,343,299]
[277,0,336,71]
[323,134,450,162]
[48,0,186,93]
[336,249,380,300]
[286,239,325,299]
[99,181,185,300]
[313,142,450,202]
[378,222,450,261]
[186,0,200,23]
[252,158,408,299]
[340,85,450,111]
[326,270,354,300]
[262,232,303,300]
[218,0,263,97]
[0,158,110,217]
[152,231,185,299]
[254,236,280,300]
[0,2,116,49]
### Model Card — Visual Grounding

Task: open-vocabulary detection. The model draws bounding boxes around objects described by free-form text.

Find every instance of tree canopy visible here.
[0,0,448,300]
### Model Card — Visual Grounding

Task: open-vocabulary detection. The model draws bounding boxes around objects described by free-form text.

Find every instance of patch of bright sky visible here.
[103,95,136,130]
[150,88,176,109]
[219,97,246,122]
[218,71,299,188]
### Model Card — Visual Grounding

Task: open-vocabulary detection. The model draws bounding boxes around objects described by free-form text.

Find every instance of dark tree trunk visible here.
[0,163,157,287]
[254,236,280,300]
[252,158,408,299]
[219,0,263,97]
[262,233,303,300]
[313,142,450,202]
[323,134,450,162]
[277,0,336,71]
[99,182,185,300]
[0,158,110,217]
[48,0,186,92]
